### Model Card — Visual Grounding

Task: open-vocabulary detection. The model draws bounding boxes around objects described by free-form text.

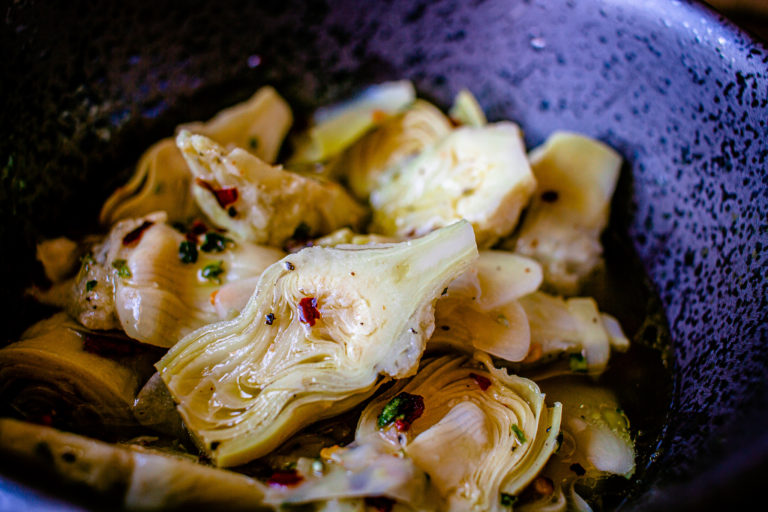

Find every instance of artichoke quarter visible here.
[370,122,537,249]
[355,354,562,512]
[177,131,368,247]
[157,221,478,467]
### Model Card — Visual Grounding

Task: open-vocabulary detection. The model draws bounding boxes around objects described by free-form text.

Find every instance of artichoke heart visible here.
[329,99,452,200]
[370,122,537,248]
[69,212,283,347]
[0,313,157,433]
[263,443,438,511]
[99,87,292,227]
[505,132,622,295]
[178,85,293,163]
[289,80,416,165]
[177,131,368,247]
[157,221,478,467]
[0,419,271,510]
[356,355,562,512]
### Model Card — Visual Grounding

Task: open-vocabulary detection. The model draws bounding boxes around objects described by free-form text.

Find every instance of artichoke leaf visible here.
[504,132,622,295]
[178,85,292,163]
[289,80,416,165]
[517,378,634,512]
[0,313,157,433]
[157,221,478,467]
[370,122,536,248]
[518,292,628,374]
[448,89,487,127]
[356,354,562,512]
[177,131,368,247]
[329,99,452,200]
[0,418,271,511]
[99,138,201,227]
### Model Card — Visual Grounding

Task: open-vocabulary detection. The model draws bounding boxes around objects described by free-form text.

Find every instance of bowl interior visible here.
[1,0,767,510]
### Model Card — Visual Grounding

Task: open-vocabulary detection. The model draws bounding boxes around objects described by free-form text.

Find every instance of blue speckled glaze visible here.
[0,0,766,510]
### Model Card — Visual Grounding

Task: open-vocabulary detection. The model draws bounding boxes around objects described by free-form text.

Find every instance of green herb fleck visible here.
[111,259,131,278]
[200,233,233,253]
[569,353,589,373]
[377,392,425,430]
[248,136,259,149]
[500,493,517,507]
[154,182,165,194]
[85,280,97,292]
[496,314,510,327]
[511,424,526,444]
[201,260,225,283]
[179,240,198,264]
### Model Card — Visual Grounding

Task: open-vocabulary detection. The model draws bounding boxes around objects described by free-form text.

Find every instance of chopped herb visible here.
[377,392,425,432]
[284,261,295,271]
[298,297,321,326]
[500,493,517,507]
[265,313,275,325]
[201,261,225,282]
[511,424,527,444]
[569,353,589,373]
[179,240,198,264]
[266,469,303,488]
[200,233,233,253]
[85,280,97,292]
[111,259,131,278]
[541,190,559,202]
[122,220,154,245]
[470,372,491,391]
[248,136,259,149]
[569,463,586,476]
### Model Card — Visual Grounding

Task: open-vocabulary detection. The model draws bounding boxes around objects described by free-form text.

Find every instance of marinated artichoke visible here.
[67,212,283,347]
[505,132,622,295]
[177,131,368,247]
[355,354,562,512]
[329,99,452,199]
[289,80,416,165]
[370,122,537,248]
[0,418,271,511]
[99,86,291,226]
[157,221,478,467]
[0,313,157,433]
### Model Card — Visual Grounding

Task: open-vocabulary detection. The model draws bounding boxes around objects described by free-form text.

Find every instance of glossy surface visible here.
[1,0,766,510]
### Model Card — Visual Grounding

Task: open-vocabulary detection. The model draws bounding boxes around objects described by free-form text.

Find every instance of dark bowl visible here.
[1,0,766,510]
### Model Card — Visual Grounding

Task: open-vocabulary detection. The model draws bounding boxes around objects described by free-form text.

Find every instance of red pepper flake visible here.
[266,469,303,488]
[377,392,425,432]
[365,496,395,512]
[299,297,321,326]
[470,373,491,391]
[122,221,154,246]
[195,178,239,208]
[82,332,141,358]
